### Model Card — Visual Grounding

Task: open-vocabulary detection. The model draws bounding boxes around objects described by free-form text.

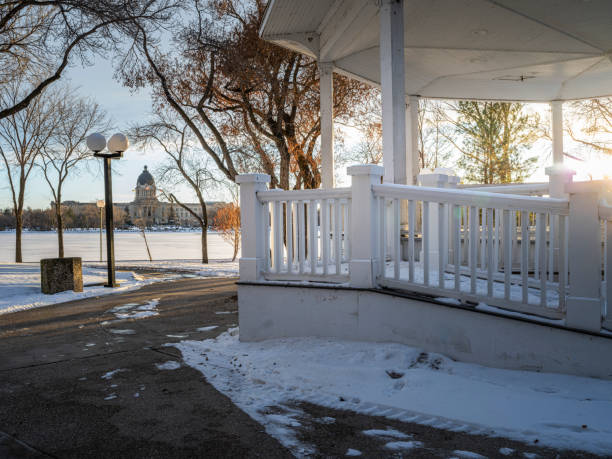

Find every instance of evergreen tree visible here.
[451,101,539,184]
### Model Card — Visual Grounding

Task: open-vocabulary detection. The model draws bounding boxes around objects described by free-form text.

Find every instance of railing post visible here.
[565,181,602,332]
[348,165,384,288]
[236,174,270,282]
[418,168,459,269]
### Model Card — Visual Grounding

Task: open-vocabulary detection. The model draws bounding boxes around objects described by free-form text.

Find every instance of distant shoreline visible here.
[0,228,220,234]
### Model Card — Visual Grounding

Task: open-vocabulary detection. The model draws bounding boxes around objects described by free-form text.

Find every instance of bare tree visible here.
[0,79,58,262]
[39,87,111,257]
[567,98,612,155]
[132,117,218,263]
[212,199,240,261]
[0,0,177,120]
[120,0,373,190]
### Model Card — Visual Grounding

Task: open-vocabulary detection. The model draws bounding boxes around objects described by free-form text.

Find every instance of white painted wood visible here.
[322,198,329,274]
[378,196,386,278]
[309,200,317,274]
[453,204,461,292]
[379,0,406,184]
[469,206,477,294]
[298,201,305,274]
[408,199,415,282]
[551,101,564,166]
[423,202,430,286]
[259,187,350,201]
[559,214,567,310]
[521,211,529,304]
[319,62,335,189]
[273,200,282,272]
[236,173,271,281]
[406,95,420,185]
[348,164,384,287]
[504,210,512,300]
[334,199,341,275]
[539,212,547,307]
[394,198,400,280]
[487,208,494,298]
[566,182,604,332]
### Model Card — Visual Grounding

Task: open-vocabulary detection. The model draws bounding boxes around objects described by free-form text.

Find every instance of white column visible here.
[406,95,420,185]
[380,0,406,184]
[348,164,384,288]
[551,100,564,165]
[565,181,603,332]
[319,62,335,189]
[236,173,270,281]
[546,100,575,198]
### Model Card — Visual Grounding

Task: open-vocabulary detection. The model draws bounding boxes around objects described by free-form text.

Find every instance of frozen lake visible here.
[0,231,236,262]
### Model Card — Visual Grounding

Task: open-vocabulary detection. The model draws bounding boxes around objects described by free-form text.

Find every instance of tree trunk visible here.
[232,231,239,262]
[56,204,64,258]
[201,225,208,264]
[141,228,153,261]
[15,213,22,263]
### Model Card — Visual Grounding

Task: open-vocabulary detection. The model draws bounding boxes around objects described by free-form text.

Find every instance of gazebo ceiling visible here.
[260,0,612,101]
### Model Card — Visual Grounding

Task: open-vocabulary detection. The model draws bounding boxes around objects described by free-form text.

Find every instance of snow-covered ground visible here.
[85,259,238,278]
[175,329,612,457]
[0,259,238,315]
[0,264,166,315]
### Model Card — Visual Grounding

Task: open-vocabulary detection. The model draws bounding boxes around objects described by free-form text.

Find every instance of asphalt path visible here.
[0,276,600,458]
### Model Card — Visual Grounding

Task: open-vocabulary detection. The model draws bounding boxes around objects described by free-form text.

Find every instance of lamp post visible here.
[96,199,104,262]
[87,132,129,288]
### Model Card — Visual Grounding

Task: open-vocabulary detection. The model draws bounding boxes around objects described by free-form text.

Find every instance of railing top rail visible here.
[458,182,549,195]
[373,183,569,213]
[258,187,351,202]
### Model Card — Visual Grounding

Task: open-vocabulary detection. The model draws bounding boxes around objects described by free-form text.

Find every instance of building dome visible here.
[137,166,154,186]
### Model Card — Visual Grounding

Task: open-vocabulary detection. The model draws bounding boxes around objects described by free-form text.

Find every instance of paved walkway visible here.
[0,277,598,458]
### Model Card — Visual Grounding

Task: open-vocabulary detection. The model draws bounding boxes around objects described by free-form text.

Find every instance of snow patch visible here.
[173,330,612,456]
[499,447,514,456]
[101,369,125,380]
[362,428,410,440]
[109,329,135,335]
[453,451,486,459]
[156,361,181,370]
[197,325,219,332]
[385,441,424,450]
[345,448,361,456]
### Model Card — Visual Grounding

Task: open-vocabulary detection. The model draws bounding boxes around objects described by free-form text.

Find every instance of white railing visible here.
[373,184,569,319]
[257,188,351,282]
[238,170,611,333]
[600,203,612,330]
[459,182,549,196]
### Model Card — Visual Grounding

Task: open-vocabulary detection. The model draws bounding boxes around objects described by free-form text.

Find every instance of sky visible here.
[0,52,610,211]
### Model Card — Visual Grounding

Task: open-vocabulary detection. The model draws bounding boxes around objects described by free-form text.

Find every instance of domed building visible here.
[119,166,223,227]
[62,166,225,228]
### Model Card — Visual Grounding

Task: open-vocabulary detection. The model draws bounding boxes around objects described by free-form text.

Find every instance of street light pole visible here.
[97,200,104,262]
[87,132,129,288]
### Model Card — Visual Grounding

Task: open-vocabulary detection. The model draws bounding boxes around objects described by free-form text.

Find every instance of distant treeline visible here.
[0,204,221,231]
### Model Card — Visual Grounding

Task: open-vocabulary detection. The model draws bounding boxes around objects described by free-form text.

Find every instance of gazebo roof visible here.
[260,0,612,102]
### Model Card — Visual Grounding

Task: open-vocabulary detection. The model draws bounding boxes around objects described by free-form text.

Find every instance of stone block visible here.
[40,257,83,294]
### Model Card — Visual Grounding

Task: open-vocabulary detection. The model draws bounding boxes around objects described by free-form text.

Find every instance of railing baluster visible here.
[487,208,494,298]
[453,204,461,292]
[322,198,329,275]
[394,198,401,280]
[480,208,486,269]
[438,202,444,288]
[409,199,416,282]
[273,200,282,272]
[345,202,351,263]
[378,196,385,278]
[521,210,529,304]
[309,200,317,274]
[559,214,567,310]
[469,205,477,294]
[539,212,547,307]
[548,214,555,283]
[334,199,341,275]
[504,209,512,300]
[298,201,305,274]
[534,212,541,280]
[423,201,430,286]
[286,201,293,273]
[264,202,270,272]
[494,209,500,271]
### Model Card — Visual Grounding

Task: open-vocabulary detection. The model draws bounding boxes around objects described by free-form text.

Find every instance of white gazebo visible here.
[235,0,612,379]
